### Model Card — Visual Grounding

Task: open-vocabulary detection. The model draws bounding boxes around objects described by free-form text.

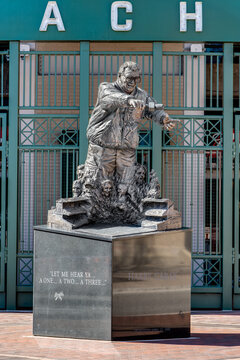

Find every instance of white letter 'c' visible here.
[111,1,132,32]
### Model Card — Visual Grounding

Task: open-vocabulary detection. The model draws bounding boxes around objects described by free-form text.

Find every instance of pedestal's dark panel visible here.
[112,230,191,339]
[33,230,112,340]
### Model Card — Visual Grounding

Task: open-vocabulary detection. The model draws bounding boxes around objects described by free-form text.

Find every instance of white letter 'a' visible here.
[39,1,65,32]
[111,1,132,31]
[180,2,202,32]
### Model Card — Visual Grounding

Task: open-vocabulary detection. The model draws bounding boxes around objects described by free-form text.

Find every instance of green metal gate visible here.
[1,41,236,309]
[0,114,7,309]
[233,115,240,308]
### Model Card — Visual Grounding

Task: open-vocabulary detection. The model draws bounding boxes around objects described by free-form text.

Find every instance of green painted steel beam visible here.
[7,42,19,310]
[222,43,233,310]
[191,293,222,309]
[152,42,162,186]
[79,42,89,164]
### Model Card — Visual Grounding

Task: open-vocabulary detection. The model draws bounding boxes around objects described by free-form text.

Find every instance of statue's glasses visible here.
[124,75,141,85]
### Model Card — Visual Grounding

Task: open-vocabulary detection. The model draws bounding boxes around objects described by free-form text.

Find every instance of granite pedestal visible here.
[33,225,192,340]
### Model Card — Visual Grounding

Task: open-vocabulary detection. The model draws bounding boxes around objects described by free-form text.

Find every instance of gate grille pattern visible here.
[18,49,81,287]
[162,49,224,289]
[17,45,225,296]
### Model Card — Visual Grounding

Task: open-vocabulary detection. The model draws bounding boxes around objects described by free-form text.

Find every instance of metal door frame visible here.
[234,115,240,296]
[0,114,7,304]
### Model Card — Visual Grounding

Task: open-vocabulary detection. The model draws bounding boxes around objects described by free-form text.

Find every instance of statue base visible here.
[33,225,191,340]
[47,197,182,231]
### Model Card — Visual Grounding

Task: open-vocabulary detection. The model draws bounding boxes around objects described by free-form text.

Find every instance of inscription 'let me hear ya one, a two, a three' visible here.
[38,270,107,286]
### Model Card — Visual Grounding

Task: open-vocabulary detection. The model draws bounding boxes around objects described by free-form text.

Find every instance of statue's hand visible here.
[163,115,176,131]
[128,98,145,110]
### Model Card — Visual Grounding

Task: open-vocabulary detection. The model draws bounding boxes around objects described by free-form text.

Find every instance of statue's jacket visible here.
[87,82,167,150]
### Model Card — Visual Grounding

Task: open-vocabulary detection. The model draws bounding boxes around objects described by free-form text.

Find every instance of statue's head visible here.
[117,61,141,94]
[72,180,81,197]
[76,164,85,180]
[135,164,146,183]
[101,179,113,197]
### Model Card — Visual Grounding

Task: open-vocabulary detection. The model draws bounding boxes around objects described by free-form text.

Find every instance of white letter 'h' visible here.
[180,2,202,32]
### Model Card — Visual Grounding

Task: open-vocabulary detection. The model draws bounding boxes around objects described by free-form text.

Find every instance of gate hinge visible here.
[4,248,8,263]
[232,248,235,264]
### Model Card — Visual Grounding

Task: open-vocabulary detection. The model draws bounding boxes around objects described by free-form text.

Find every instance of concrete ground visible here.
[0,311,240,360]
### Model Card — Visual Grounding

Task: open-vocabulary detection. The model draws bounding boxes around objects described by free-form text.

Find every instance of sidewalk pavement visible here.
[0,311,240,360]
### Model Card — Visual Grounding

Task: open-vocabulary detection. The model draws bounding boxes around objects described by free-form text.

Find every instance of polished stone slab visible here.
[33,225,192,340]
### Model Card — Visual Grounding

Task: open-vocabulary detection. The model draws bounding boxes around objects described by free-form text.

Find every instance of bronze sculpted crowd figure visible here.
[48,61,181,230]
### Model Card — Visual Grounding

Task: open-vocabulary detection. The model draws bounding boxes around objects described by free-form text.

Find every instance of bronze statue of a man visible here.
[48,61,182,229]
[85,61,175,181]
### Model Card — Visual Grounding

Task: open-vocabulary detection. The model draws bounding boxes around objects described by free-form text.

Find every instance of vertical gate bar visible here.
[35,54,38,107]
[53,150,56,203]
[217,56,219,108]
[66,150,69,197]
[191,151,193,229]
[29,55,32,107]
[210,55,213,108]
[222,43,233,310]
[72,149,75,183]
[60,55,63,106]
[104,55,106,82]
[34,150,37,226]
[184,55,187,108]
[239,57,240,109]
[21,151,25,249]
[60,151,62,198]
[216,150,219,254]
[184,150,187,228]
[48,55,50,106]
[1,55,3,107]
[54,55,57,107]
[67,56,70,106]
[110,55,113,83]
[179,55,181,107]
[197,151,199,254]
[91,55,94,108]
[172,55,175,107]
[152,42,162,184]
[7,42,19,309]
[142,55,145,89]
[204,55,206,108]
[165,151,168,198]
[166,55,168,106]
[41,55,44,106]
[73,55,76,107]
[203,151,206,254]
[198,56,200,108]
[234,117,239,291]
[23,55,26,107]
[98,55,100,87]
[40,150,43,224]
[210,150,213,254]
[191,55,194,108]
[28,151,31,252]
[1,115,6,291]
[172,151,174,198]
[148,55,151,94]
[79,42,89,164]
[47,150,50,210]
[178,150,181,210]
